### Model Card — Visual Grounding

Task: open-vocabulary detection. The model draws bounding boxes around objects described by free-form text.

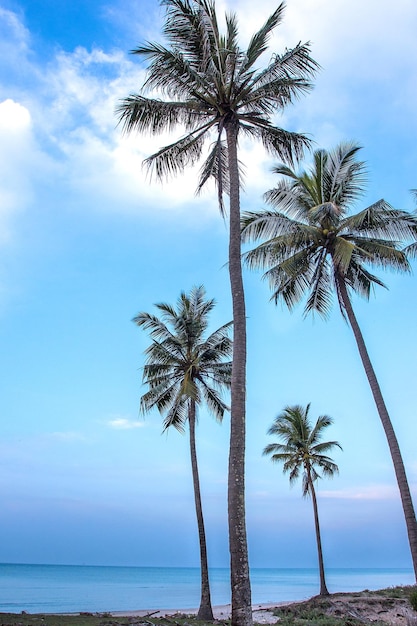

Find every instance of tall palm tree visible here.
[241,142,417,579]
[264,404,341,596]
[117,2,318,622]
[134,286,232,620]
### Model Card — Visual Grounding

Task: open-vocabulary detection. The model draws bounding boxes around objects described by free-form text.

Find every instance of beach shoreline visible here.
[110,601,294,622]
[108,589,415,626]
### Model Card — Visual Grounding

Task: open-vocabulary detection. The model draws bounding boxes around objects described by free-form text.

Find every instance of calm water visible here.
[0,564,414,614]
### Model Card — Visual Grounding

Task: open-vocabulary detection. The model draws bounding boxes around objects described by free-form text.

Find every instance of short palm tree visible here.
[134,286,232,620]
[117,2,318,622]
[242,142,417,579]
[264,404,341,596]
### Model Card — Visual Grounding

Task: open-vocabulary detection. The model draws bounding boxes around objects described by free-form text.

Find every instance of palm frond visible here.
[349,238,411,273]
[325,143,366,208]
[140,377,181,414]
[248,42,319,95]
[309,415,333,444]
[196,138,230,215]
[344,260,386,298]
[131,42,211,100]
[203,320,233,347]
[240,121,311,165]
[303,254,333,317]
[266,250,316,310]
[144,122,214,180]
[312,441,342,456]
[342,200,417,241]
[243,77,313,117]
[404,241,417,258]
[331,236,355,274]
[116,95,201,135]
[224,11,239,58]
[263,179,313,220]
[162,395,190,432]
[161,0,220,83]
[241,209,312,245]
[242,3,286,73]
[133,311,178,343]
[199,381,229,421]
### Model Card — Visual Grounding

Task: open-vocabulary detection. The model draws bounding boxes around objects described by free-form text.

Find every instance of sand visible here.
[111,602,290,623]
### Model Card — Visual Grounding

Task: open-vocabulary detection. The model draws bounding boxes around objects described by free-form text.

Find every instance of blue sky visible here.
[0,0,417,576]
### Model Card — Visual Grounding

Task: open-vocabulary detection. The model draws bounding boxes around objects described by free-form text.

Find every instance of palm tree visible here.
[241,142,417,579]
[134,286,232,620]
[117,2,318,622]
[264,404,341,596]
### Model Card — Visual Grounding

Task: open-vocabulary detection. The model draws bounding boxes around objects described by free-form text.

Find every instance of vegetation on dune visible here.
[271,585,417,625]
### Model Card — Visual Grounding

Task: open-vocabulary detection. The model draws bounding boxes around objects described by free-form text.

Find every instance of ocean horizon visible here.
[0,564,414,614]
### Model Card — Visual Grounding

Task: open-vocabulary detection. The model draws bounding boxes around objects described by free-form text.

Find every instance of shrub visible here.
[409,588,417,612]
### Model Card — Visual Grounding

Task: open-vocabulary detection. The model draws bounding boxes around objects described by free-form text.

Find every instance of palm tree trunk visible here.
[188,399,214,621]
[338,277,417,579]
[225,120,253,626]
[307,471,329,596]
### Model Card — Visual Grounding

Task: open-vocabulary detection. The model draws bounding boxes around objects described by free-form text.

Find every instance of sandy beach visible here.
[111,601,293,623]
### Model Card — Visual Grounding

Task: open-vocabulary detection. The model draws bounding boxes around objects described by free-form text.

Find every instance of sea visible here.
[0,564,414,614]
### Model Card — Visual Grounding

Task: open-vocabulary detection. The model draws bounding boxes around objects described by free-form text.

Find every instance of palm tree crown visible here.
[264,404,341,596]
[242,143,417,317]
[117,0,318,202]
[264,404,341,496]
[135,285,232,431]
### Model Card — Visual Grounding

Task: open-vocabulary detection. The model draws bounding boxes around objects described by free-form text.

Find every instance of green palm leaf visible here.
[243,142,417,316]
[243,4,286,72]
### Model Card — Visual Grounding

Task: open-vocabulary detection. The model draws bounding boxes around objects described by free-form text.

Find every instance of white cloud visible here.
[1,0,416,235]
[224,0,417,70]
[27,44,221,217]
[0,99,59,243]
[0,99,41,240]
[0,98,30,131]
[107,416,144,429]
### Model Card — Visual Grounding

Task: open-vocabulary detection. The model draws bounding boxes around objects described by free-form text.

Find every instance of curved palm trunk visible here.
[189,399,214,621]
[225,121,253,626]
[307,471,329,596]
[338,278,417,579]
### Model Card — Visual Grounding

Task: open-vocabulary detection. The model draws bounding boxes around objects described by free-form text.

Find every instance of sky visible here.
[0,0,417,577]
